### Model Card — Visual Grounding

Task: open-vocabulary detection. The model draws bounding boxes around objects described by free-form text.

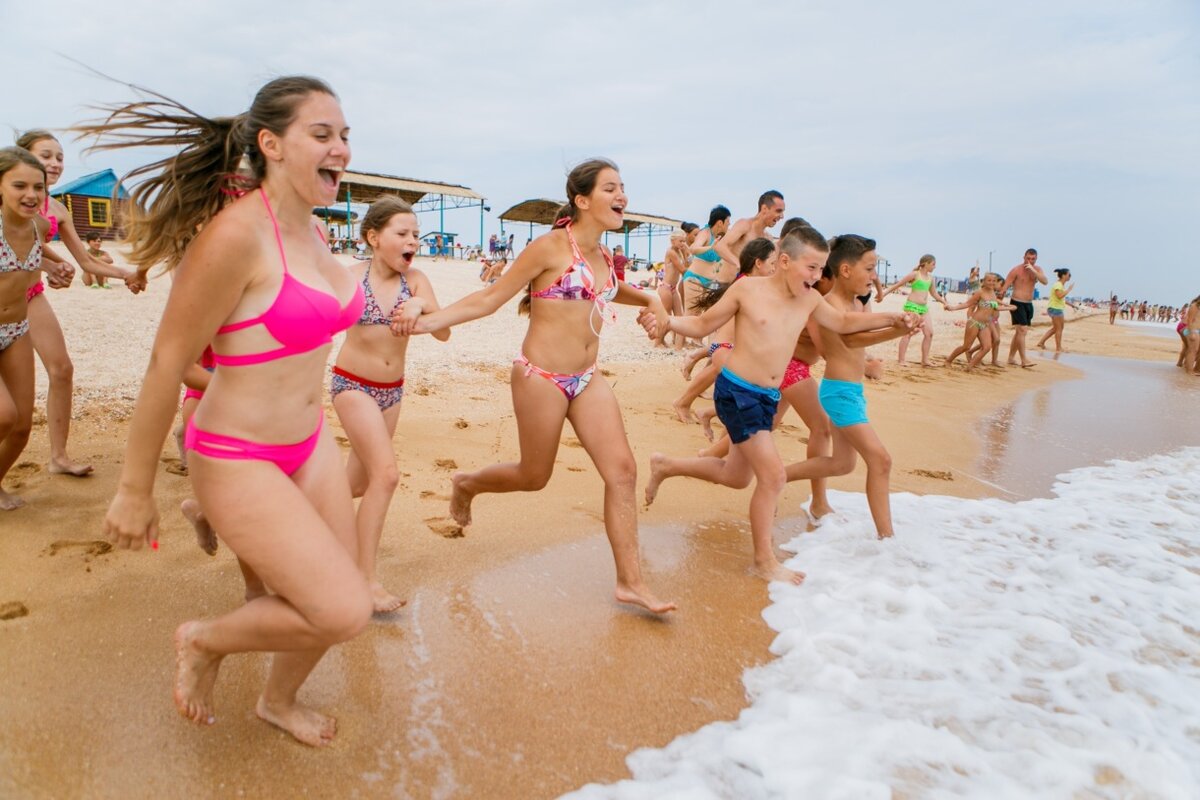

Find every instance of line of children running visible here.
[641,225,916,583]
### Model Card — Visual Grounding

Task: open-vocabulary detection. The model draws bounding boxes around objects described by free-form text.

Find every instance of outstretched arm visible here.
[400,269,451,342]
[643,281,742,341]
[50,200,138,287]
[404,237,553,335]
[943,290,981,312]
[879,271,915,299]
[813,296,912,334]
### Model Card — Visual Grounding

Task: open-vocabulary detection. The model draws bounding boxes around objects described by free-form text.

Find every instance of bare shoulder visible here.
[47,196,70,218]
[177,201,263,284]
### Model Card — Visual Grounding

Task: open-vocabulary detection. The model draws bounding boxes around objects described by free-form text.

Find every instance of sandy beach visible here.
[0,255,1182,799]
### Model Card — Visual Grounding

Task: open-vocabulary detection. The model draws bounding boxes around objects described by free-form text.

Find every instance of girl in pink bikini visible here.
[16,130,142,476]
[395,159,675,614]
[92,76,373,747]
[332,197,449,614]
[0,148,52,509]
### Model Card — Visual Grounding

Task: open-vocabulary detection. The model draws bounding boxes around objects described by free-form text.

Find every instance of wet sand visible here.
[0,264,1161,798]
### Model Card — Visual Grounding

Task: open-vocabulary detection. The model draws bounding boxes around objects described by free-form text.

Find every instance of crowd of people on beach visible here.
[3,74,1194,747]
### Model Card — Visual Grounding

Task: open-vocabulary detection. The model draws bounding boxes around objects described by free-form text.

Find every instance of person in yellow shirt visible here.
[1037,268,1076,351]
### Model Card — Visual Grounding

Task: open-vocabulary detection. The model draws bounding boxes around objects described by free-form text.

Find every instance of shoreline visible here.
[0,261,1181,798]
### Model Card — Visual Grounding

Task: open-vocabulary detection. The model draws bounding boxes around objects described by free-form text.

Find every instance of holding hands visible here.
[389,297,426,337]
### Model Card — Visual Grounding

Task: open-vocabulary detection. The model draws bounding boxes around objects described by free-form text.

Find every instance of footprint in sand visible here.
[419,490,450,501]
[454,419,469,429]
[433,458,458,471]
[424,517,465,539]
[414,386,432,397]
[562,438,583,449]
[335,435,351,447]
[163,459,188,476]
[0,601,30,621]
[909,468,954,481]
[566,466,586,473]
[13,461,41,475]
[46,540,114,557]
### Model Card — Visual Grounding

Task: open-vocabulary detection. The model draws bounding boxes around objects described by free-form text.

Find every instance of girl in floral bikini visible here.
[396,158,675,614]
[332,197,448,613]
[878,254,946,367]
[0,148,52,509]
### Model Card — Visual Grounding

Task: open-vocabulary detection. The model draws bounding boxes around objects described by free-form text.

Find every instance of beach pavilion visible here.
[498,199,681,264]
[328,170,487,247]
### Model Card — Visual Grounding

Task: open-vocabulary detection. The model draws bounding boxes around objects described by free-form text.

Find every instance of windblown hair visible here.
[73,75,337,271]
[360,196,415,250]
[918,254,935,269]
[521,158,618,315]
[0,146,46,184]
[692,237,775,312]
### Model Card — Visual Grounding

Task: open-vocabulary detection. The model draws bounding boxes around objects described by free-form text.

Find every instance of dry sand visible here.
[0,255,1171,798]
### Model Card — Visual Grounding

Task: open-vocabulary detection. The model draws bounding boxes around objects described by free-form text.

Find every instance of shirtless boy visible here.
[641,226,913,584]
[83,232,113,287]
[783,235,912,538]
[999,248,1047,368]
[713,190,786,270]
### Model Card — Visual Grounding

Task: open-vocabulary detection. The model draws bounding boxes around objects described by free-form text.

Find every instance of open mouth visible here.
[401,251,415,265]
[318,166,343,191]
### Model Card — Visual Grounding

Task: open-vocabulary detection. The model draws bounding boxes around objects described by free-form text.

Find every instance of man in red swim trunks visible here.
[999,248,1047,368]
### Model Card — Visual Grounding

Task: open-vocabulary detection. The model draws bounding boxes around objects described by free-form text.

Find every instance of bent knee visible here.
[757,467,787,493]
[868,450,893,475]
[517,465,554,492]
[312,589,372,643]
[368,463,400,494]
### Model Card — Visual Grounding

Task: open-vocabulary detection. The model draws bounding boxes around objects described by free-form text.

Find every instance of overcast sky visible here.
[7,0,1198,302]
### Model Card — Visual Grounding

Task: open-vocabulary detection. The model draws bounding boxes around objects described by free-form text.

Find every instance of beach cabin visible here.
[49,169,128,242]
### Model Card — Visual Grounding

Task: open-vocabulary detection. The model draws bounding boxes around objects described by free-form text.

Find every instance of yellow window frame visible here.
[88,198,111,228]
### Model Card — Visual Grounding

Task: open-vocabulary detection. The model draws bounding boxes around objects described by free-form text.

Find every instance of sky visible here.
[6,0,1198,303]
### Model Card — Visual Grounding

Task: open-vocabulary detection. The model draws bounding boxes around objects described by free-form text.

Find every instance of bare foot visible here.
[751,560,806,585]
[172,621,223,726]
[370,582,407,614]
[680,352,701,380]
[255,696,337,747]
[1036,341,1046,350]
[614,582,677,614]
[0,490,25,511]
[698,407,718,442]
[1020,362,1037,368]
[449,472,474,527]
[48,458,93,477]
[671,400,699,424]
[877,530,894,540]
[808,500,833,522]
[181,499,217,556]
[644,453,668,507]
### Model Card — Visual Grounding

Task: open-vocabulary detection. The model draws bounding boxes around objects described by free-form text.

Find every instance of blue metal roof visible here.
[50,169,129,200]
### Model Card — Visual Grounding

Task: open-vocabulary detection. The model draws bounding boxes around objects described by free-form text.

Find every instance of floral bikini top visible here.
[359,267,412,326]
[0,215,43,274]
[530,221,618,332]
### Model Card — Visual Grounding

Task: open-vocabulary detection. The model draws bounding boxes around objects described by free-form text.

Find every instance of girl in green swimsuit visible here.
[878,254,947,367]
[944,273,1015,371]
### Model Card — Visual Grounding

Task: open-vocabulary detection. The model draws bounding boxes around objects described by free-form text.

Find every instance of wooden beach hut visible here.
[49,169,129,241]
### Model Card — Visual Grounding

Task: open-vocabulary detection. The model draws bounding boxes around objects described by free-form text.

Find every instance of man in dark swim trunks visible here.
[999,248,1047,367]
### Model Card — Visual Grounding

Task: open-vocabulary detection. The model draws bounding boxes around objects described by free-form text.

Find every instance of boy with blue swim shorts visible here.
[785,235,915,539]
[640,225,913,584]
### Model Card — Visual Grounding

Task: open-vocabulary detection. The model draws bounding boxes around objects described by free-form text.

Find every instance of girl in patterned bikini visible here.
[944,273,1015,371]
[16,130,144,477]
[395,159,675,614]
[878,254,947,367]
[331,197,448,614]
[0,148,51,509]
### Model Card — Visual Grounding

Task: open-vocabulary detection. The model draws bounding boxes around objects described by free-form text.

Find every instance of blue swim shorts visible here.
[818,378,868,428]
[714,367,780,444]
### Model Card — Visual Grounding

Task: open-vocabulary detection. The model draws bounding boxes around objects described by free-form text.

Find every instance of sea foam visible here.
[567,448,1200,799]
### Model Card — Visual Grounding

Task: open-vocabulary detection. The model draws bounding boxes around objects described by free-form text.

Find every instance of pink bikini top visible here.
[530,222,618,304]
[40,197,58,242]
[212,190,363,367]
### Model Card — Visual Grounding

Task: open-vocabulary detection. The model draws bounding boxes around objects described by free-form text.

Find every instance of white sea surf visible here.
[567,448,1200,799]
